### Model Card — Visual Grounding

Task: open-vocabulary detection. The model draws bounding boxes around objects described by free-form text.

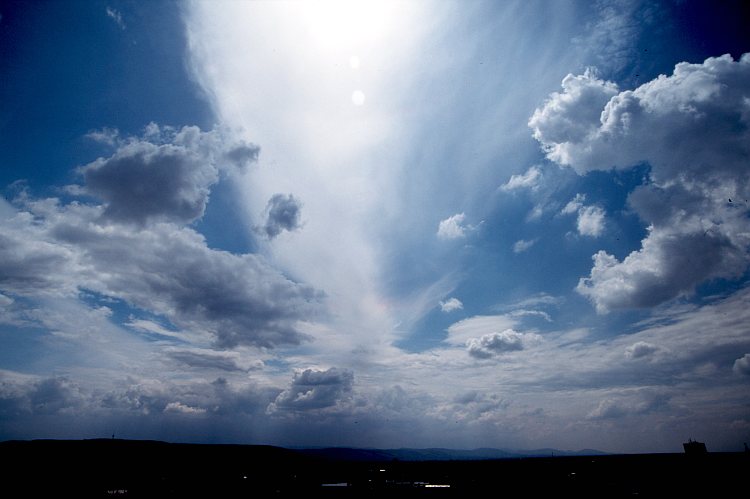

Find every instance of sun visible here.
[300,0,396,50]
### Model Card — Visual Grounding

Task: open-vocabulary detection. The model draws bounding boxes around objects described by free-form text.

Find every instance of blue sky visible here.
[1,0,749,453]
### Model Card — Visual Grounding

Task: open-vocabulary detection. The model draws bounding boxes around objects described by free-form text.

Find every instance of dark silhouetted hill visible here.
[1,439,746,498]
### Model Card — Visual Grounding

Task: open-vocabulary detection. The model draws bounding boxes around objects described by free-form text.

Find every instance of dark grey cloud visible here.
[261,193,302,239]
[98,376,275,418]
[733,354,750,376]
[624,341,660,360]
[165,348,263,372]
[268,367,353,412]
[0,230,79,297]
[0,194,324,349]
[0,374,85,417]
[224,143,260,170]
[531,54,750,312]
[80,124,259,226]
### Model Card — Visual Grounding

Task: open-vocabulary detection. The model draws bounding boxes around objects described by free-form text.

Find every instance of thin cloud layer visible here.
[532,54,750,311]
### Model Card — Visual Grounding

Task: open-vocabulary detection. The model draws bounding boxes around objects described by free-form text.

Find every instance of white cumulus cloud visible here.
[532,54,750,311]
[501,166,541,191]
[439,297,463,313]
[437,213,469,240]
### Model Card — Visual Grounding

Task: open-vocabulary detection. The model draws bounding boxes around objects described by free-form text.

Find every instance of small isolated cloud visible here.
[625,341,660,360]
[508,309,552,322]
[267,367,353,413]
[163,401,206,415]
[733,354,750,375]
[466,329,531,359]
[500,166,541,191]
[261,193,302,239]
[513,239,537,253]
[437,213,469,240]
[560,194,605,237]
[106,7,125,29]
[440,297,463,313]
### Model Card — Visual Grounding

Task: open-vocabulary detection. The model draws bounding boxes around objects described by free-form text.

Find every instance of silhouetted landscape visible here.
[1,439,747,498]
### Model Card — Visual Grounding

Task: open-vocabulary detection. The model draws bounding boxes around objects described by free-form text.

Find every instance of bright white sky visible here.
[0,0,749,453]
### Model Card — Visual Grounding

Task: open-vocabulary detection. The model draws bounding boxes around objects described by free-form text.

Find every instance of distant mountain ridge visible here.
[296,446,609,461]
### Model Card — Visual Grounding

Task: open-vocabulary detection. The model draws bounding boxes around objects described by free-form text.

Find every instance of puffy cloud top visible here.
[0,124,322,349]
[466,329,536,359]
[437,213,469,240]
[81,124,259,225]
[532,54,750,312]
[267,367,353,412]
[439,297,463,313]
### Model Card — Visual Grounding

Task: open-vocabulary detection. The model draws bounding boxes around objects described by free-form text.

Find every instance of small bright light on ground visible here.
[352,90,365,106]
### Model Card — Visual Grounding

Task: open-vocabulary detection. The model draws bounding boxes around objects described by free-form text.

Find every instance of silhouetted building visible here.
[683,439,707,454]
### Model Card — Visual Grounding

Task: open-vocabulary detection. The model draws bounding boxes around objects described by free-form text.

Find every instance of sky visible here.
[1,0,749,454]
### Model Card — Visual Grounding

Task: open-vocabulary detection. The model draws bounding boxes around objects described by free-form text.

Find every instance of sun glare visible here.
[300,0,396,49]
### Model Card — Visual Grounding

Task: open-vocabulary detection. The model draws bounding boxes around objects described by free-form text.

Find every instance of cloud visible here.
[437,213,469,240]
[508,309,552,322]
[586,390,670,420]
[439,297,463,313]
[80,124,259,226]
[561,193,585,215]
[267,367,353,413]
[260,193,302,239]
[733,354,750,376]
[624,341,659,360]
[98,376,274,418]
[164,348,263,372]
[571,0,649,77]
[0,372,86,417]
[106,7,125,30]
[577,206,606,237]
[577,230,746,313]
[466,329,532,359]
[1,159,323,350]
[560,194,606,237]
[445,315,518,345]
[512,239,537,253]
[163,401,207,415]
[500,166,541,191]
[532,54,750,311]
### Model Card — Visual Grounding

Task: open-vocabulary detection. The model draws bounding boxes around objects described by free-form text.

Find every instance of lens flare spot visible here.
[351,90,366,106]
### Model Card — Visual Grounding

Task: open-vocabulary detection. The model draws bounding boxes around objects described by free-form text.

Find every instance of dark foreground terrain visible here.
[1,439,747,498]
